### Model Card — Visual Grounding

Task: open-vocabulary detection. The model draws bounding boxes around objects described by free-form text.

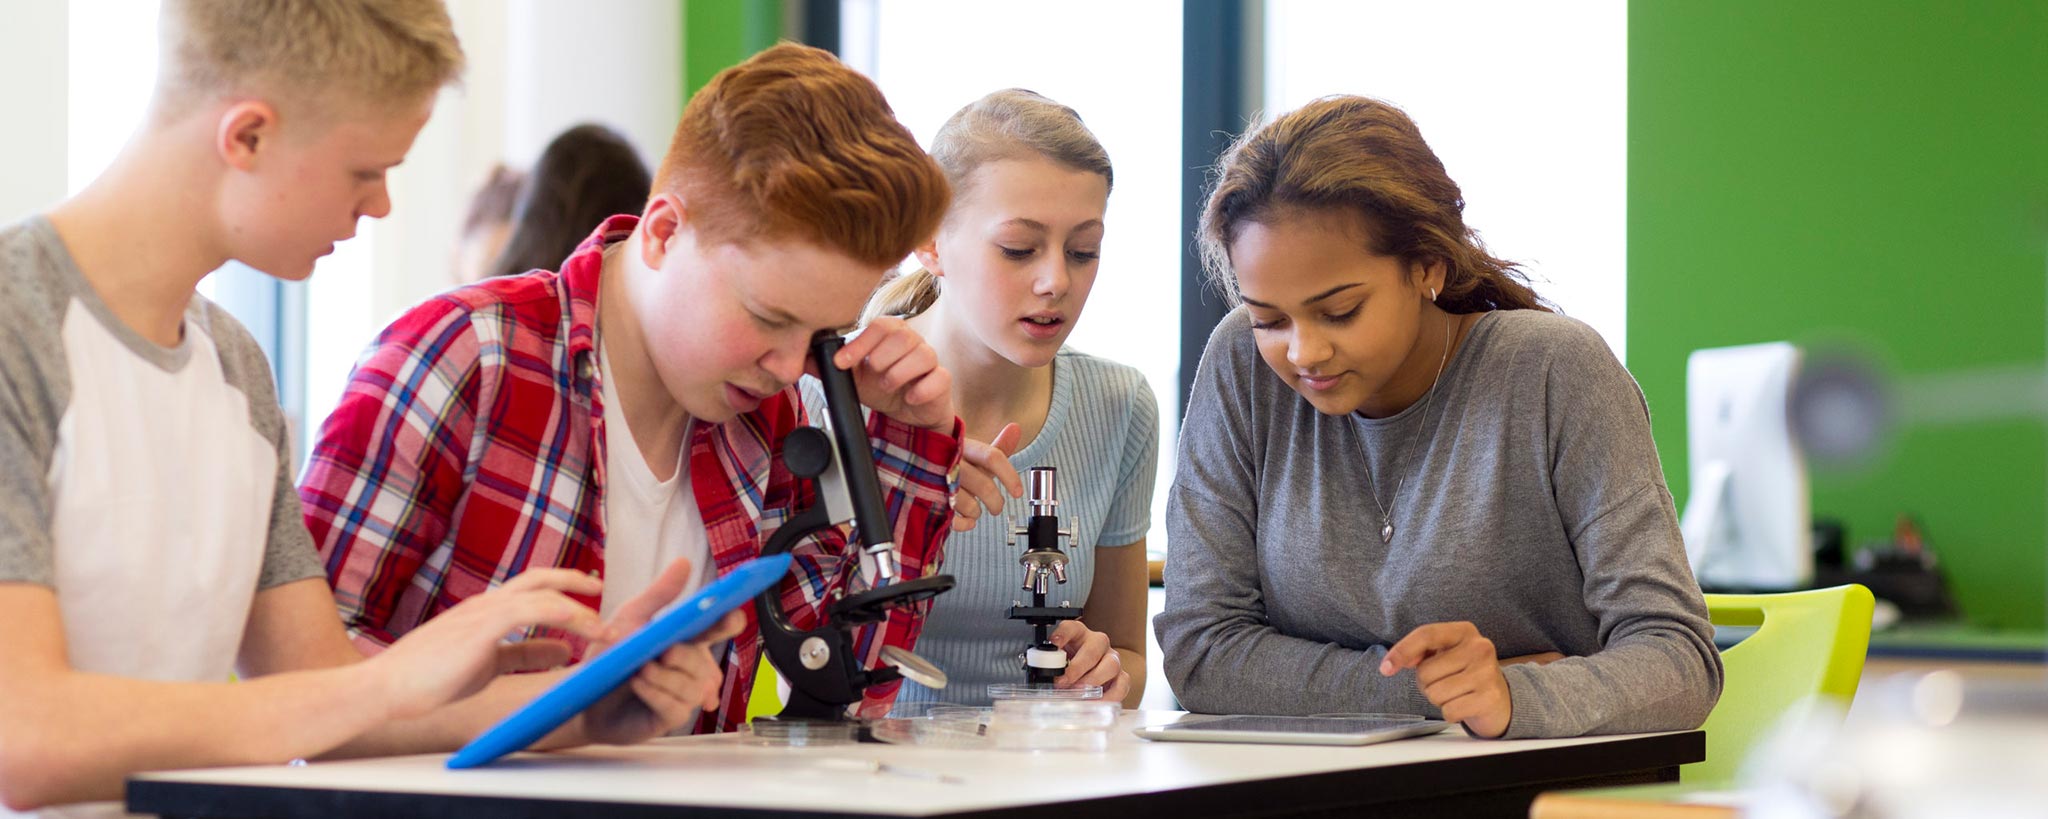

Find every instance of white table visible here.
[127,712,1702,818]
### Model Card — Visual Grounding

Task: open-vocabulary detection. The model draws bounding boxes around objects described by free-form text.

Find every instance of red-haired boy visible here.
[300,43,962,731]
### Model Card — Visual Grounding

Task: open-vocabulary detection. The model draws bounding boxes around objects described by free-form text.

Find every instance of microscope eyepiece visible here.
[1026,466,1058,513]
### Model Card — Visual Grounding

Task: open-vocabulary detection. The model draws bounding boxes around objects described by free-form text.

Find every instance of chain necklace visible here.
[1356,312,1454,544]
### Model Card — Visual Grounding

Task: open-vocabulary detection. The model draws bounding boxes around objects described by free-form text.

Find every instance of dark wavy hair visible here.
[1199,95,1547,314]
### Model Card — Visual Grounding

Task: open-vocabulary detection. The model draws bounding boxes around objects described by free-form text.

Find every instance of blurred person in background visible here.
[451,164,524,285]
[486,123,652,279]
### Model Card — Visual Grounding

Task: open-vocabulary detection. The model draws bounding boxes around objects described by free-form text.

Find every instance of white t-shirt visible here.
[595,343,713,621]
[0,217,325,819]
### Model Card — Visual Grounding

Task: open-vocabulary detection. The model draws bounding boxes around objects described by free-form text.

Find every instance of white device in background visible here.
[1680,341,1813,590]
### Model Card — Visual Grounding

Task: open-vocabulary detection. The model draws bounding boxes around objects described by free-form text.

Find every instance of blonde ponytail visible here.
[864,267,941,323]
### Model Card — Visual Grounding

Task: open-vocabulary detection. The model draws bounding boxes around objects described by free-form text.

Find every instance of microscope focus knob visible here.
[782,427,833,479]
[798,636,832,670]
[1025,647,1067,670]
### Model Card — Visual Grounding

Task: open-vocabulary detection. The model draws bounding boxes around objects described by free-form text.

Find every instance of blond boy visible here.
[0,2,731,814]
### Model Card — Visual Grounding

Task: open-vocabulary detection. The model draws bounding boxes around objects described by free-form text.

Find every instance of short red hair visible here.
[654,43,949,268]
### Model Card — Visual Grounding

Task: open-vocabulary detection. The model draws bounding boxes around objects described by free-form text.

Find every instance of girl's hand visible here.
[1049,620,1131,704]
[950,423,1023,532]
[1380,621,1515,738]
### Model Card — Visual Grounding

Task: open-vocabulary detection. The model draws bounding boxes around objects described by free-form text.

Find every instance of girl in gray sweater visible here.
[1156,96,1722,738]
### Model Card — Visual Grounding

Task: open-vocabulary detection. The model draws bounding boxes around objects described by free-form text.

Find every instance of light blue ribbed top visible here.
[866,348,1158,707]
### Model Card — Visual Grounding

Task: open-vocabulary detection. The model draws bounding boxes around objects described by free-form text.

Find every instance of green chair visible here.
[1686,584,1875,783]
[744,653,783,723]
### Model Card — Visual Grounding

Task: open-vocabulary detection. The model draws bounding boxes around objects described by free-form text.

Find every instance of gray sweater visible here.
[1156,308,1722,738]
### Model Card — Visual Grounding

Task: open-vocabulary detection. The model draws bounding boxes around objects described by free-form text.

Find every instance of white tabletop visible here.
[130,712,1698,817]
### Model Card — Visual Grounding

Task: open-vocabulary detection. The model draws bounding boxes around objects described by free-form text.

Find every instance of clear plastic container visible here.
[869,706,994,749]
[987,682,1106,701]
[988,699,1119,752]
[889,702,994,719]
[885,701,943,719]
[927,705,994,724]
[745,719,861,747]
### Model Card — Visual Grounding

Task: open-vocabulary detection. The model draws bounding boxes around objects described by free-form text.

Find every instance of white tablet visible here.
[1132,715,1450,747]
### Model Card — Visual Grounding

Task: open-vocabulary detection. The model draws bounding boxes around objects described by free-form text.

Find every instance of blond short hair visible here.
[158,0,464,115]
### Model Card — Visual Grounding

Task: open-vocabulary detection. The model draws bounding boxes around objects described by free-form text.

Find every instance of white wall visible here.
[1264,0,1629,359]
[303,0,684,432]
[0,3,68,225]
[850,0,1187,560]
[358,0,682,328]
[504,0,681,172]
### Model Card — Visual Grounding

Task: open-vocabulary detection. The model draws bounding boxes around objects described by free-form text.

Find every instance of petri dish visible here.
[868,709,992,750]
[927,705,993,724]
[987,683,1105,701]
[992,700,1119,728]
[746,719,861,747]
[988,700,1119,752]
[867,717,917,745]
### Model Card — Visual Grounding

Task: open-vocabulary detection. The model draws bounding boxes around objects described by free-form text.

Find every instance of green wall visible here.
[683,0,785,101]
[1628,2,2048,628]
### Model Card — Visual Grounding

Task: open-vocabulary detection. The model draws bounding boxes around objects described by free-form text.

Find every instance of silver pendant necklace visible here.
[1357,311,1454,544]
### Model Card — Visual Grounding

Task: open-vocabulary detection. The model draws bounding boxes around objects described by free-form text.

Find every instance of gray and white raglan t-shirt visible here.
[0,216,324,730]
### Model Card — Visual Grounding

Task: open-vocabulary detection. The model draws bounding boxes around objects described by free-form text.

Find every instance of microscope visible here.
[1005,467,1084,687]
[750,330,953,731]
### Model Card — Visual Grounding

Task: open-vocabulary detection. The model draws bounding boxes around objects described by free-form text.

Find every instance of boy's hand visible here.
[827,317,955,431]
[1380,622,1514,738]
[1049,620,1131,703]
[366,568,607,721]
[580,558,744,745]
[951,422,1024,531]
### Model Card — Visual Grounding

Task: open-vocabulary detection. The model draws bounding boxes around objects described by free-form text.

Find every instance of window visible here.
[845,0,1185,558]
[66,0,157,195]
[1264,0,1629,357]
[67,1,215,303]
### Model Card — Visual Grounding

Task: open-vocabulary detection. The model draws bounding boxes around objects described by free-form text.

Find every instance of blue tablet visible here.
[447,553,793,769]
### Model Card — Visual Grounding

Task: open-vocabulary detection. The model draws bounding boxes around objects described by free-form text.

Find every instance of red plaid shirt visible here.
[299,216,961,732]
